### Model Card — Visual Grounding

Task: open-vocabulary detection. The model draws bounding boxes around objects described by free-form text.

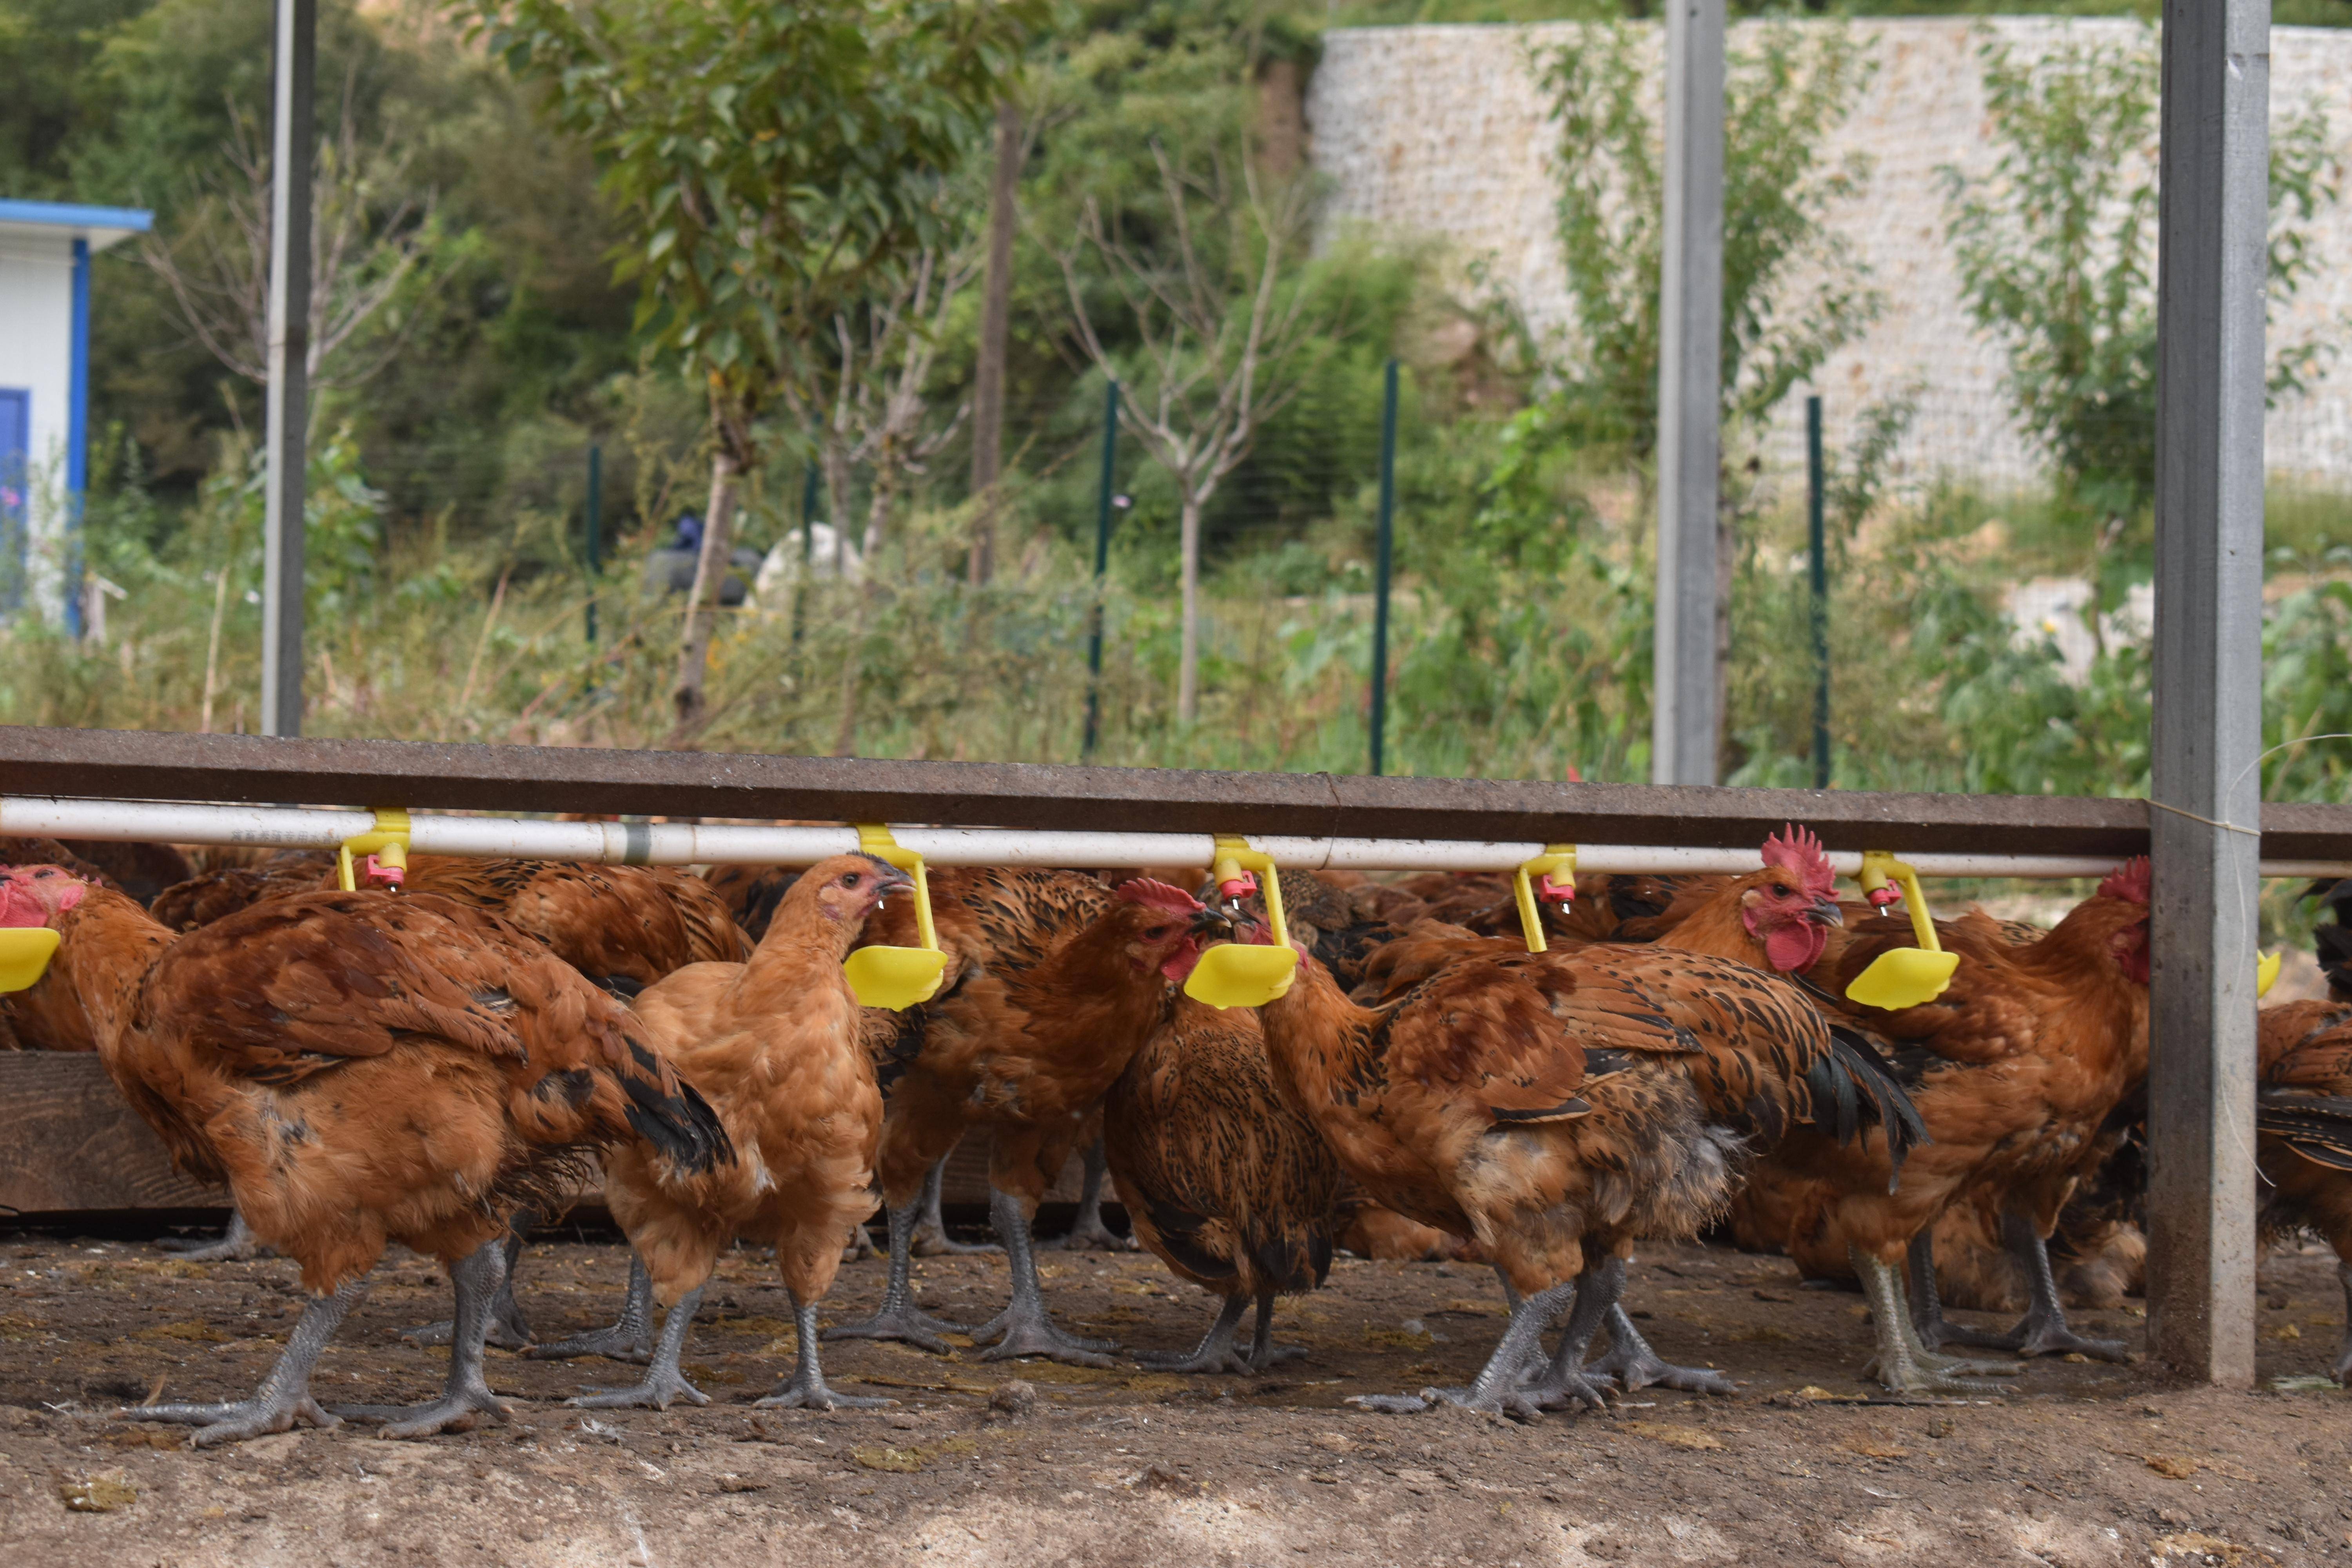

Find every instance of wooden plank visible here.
[0,1052,223,1216]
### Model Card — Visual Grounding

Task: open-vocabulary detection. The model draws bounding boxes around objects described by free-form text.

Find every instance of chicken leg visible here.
[1853,1245,2014,1394]
[1516,1259,1622,1415]
[1048,1139,1137,1252]
[2335,1262,2352,1385]
[157,1209,272,1264]
[824,1200,967,1354]
[1132,1292,1252,1374]
[566,1285,710,1411]
[1348,1279,1579,1418]
[1920,1211,2128,1362]
[403,1210,535,1350]
[525,1251,655,1364]
[909,1158,1000,1256]
[1586,1295,1737,1394]
[123,1276,367,1447]
[1247,1291,1307,1370]
[969,1189,1118,1366]
[753,1289,891,1410]
[335,1238,512,1438]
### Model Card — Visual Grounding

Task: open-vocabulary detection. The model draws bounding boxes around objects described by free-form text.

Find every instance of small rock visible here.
[715,1474,769,1494]
[1924,1416,1956,1439]
[1136,1463,1203,1496]
[989,1380,1036,1419]
[886,1412,922,1431]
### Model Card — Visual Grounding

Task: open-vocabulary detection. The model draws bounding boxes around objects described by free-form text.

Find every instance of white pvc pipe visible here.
[4,794,2347,880]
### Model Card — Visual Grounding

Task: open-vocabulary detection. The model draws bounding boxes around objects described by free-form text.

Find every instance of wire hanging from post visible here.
[1083,380,1119,760]
[1370,358,1399,778]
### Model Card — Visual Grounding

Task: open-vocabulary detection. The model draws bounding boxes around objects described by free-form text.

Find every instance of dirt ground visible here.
[0,1218,2346,1568]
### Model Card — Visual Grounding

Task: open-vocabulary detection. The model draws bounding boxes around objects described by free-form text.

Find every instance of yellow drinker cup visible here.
[0,927,59,994]
[1185,837,1300,1009]
[842,824,948,1011]
[1844,850,1961,1011]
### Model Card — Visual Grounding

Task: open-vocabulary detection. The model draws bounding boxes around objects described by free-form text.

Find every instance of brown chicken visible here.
[0,864,728,1446]
[1241,831,1920,1417]
[149,849,338,931]
[1104,985,1340,1372]
[1748,859,2154,1387]
[827,873,1223,1365]
[2256,999,2352,1383]
[530,855,907,1411]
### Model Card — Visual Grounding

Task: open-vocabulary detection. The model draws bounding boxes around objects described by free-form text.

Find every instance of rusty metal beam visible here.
[7,725,2352,860]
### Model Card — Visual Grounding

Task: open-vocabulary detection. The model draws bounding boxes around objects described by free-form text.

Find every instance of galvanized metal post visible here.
[1082,381,1119,760]
[1370,359,1400,778]
[583,445,602,646]
[1651,0,1726,787]
[260,0,314,738]
[1807,395,1829,791]
[2147,0,2269,1388]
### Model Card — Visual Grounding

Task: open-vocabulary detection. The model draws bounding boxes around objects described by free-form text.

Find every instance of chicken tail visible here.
[1815,1023,1930,1190]
[614,1037,735,1174]
[2259,1087,2352,1172]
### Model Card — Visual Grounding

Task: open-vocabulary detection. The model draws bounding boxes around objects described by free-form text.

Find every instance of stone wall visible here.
[1305,18,2352,491]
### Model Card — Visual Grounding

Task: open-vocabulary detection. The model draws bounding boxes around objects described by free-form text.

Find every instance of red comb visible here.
[1115,878,1202,916]
[1760,824,1837,898]
[2098,856,2151,906]
[0,883,42,928]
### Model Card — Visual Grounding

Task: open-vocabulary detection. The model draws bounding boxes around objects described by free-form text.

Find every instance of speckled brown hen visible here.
[826,873,1224,1365]
[1104,984,1340,1373]
[0,864,728,1447]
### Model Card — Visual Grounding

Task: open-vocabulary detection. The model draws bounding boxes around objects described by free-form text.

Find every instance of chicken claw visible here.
[968,1191,1119,1367]
[753,1293,893,1411]
[1586,1305,1737,1396]
[826,1201,969,1354]
[125,1277,367,1448]
[567,1286,710,1411]
[156,1210,273,1264]
[1350,1279,1578,1419]
[1132,1294,1254,1374]
[526,1253,655,1364]
[339,1239,515,1437]
[907,1160,1001,1257]
[1855,1247,2017,1395]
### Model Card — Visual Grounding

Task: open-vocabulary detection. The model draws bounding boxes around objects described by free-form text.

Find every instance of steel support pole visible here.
[1806,395,1829,790]
[260,0,314,738]
[793,460,819,647]
[1370,358,1399,778]
[1082,381,1119,760]
[1651,0,1726,786]
[2147,0,2269,1388]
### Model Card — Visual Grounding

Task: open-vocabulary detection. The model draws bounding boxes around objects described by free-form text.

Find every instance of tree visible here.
[474,0,1036,740]
[1040,26,1357,725]
[1941,25,2337,527]
[143,76,444,421]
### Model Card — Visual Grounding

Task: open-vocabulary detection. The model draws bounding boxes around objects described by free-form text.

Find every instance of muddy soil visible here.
[0,1223,2346,1566]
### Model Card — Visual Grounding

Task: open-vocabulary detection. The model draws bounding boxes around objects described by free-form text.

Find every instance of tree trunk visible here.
[967,100,1020,587]
[1177,490,1203,724]
[668,447,741,742]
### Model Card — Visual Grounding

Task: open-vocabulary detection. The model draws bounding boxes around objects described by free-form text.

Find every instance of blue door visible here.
[0,388,25,613]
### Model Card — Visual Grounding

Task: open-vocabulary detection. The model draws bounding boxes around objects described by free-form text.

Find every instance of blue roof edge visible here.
[0,198,155,233]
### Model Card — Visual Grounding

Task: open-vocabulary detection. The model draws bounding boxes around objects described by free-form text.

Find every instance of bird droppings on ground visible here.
[0,1232,2347,1566]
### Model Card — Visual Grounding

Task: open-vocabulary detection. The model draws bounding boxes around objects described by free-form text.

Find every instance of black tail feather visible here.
[617,1039,734,1173]
[1820,1024,1929,1189]
[2260,1088,2352,1172]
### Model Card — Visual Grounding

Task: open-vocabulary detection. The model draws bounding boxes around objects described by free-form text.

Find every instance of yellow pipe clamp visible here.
[1511,844,1578,954]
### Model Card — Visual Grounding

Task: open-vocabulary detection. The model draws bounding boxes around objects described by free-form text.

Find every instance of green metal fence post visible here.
[794,461,819,646]
[584,444,602,646]
[1083,380,1120,760]
[1370,358,1399,777]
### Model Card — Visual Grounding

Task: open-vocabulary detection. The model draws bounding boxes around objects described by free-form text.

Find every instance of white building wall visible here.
[1307,18,2352,493]
[0,229,76,615]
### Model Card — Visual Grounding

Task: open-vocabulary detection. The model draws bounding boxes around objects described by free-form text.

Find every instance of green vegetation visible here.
[1,0,2349,811]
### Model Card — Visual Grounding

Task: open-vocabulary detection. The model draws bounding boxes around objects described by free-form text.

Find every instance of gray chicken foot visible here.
[1349,1279,1579,1418]
[824,1200,968,1354]
[971,1189,1117,1366]
[123,1276,367,1447]
[755,1290,892,1410]
[1517,1262,1621,1416]
[157,1209,274,1263]
[909,1158,1000,1256]
[1132,1292,1253,1374]
[337,1239,511,1437]
[525,1251,655,1363]
[1855,1246,2016,1393]
[1932,1212,2129,1362]
[1247,1291,1308,1370]
[566,1285,709,1411]
[1047,1139,1137,1252]
[1588,1298,1737,1395]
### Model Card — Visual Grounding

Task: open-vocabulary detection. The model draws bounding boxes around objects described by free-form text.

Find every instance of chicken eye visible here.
[842,873,862,887]
[1144,925,1171,940]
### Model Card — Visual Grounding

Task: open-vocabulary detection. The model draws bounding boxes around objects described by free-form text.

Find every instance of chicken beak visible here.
[1191,906,1237,938]
[1811,896,1844,926]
